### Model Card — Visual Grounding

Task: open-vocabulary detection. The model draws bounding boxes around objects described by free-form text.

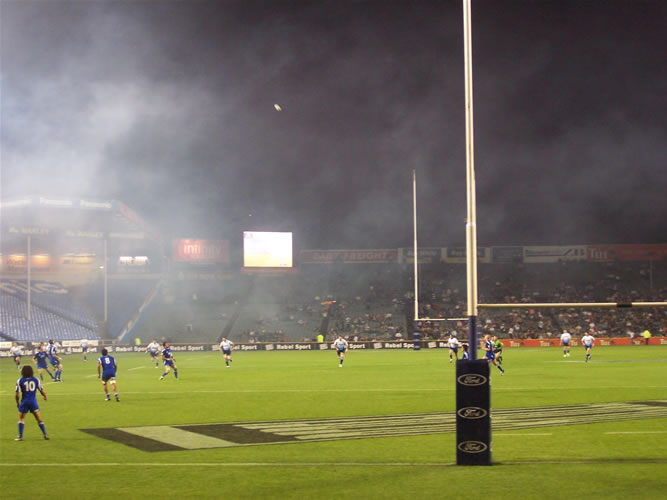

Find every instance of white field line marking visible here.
[494,433,553,436]
[2,387,665,397]
[85,374,98,378]
[546,359,667,364]
[0,462,458,467]
[128,366,147,371]
[501,459,667,465]
[119,426,236,449]
[2,459,666,467]
[604,431,667,435]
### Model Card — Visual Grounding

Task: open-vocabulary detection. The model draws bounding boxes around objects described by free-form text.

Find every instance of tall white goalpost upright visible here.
[413,169,420,323]
[463,0,479,358]
[454,0,664,467]
[455,0,492,467]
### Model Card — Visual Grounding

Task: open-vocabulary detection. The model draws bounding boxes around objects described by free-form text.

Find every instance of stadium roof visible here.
[1,196,161,243]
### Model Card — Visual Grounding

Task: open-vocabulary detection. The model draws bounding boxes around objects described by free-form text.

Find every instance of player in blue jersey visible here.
[483,334,504,374]
[32,343,55,381]
[159,342,178,380]
[48,340,63,382]
[15,365,49,441]
[334,335,348,367]
[97,348,119,402]
[461,343,470,360]
[219,337,234,368]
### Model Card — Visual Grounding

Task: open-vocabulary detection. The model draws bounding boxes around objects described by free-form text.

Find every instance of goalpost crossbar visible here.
[477,302,667,309]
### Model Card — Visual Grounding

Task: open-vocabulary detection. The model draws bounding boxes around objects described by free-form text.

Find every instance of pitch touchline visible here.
[0,386,665,398]
[0,386,665,396]
[604,431,667,434]
[1,386,662,397]
[3,458,666,467]
[0,462,457,467]
[495,433,553,436]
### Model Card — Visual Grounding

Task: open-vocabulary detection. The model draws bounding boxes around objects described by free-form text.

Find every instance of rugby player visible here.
[159,342,179,380]
[15,365,49,441]
[483,334,504,375]
[219,337,234,368]
[334,335,348,367]
[560,329,572,357]
[97,348,119,402]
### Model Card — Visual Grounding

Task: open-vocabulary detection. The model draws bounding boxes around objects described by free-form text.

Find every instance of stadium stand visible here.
[0,293,98,342]
[116,260,667,344]
[80,278,160,338]
[415,261,666,339]
[0,279,97,330]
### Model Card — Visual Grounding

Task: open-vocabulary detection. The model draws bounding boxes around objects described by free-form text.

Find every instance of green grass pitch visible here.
[1,346,666,499]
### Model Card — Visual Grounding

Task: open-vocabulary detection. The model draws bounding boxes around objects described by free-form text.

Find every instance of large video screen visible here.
[243,231,293,268]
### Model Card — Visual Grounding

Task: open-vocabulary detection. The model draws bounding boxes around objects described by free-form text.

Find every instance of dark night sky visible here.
[1,0,666,249]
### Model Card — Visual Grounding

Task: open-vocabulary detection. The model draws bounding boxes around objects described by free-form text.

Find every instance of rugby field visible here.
[1,346,666,499]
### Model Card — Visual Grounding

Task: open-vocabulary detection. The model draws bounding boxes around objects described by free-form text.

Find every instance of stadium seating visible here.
[124,260,665,344]
[0,293,98,342]
[416,261,667,339]
[82,278,159,338]
[0,279,97,330]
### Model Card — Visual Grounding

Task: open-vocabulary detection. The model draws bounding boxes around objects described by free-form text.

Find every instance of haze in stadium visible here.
[2,0,666,249]
[2,1,667,499]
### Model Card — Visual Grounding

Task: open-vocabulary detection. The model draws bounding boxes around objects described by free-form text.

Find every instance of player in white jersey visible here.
[10,342,24,370]
[560,330,572,357]
[447,335,460,363]
[333,335,348,367]
[81,336,89,362]
[581,333,595,362]
[219,338,234,368]
[146,340,161,368]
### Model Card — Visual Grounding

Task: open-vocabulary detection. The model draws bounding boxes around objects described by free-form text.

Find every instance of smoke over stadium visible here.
[2,0,665,248]
[1,1,666,497]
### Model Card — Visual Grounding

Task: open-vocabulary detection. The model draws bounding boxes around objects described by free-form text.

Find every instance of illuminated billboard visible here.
[243,232,293,268]
[173,239,230,263]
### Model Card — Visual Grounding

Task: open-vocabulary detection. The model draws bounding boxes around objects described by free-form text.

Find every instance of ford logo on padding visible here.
[457,407,488,419]
[457,441,488,453]
[456,374,488,386]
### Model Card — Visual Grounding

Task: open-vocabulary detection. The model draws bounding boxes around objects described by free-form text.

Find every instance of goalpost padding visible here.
[456,359,491,465]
